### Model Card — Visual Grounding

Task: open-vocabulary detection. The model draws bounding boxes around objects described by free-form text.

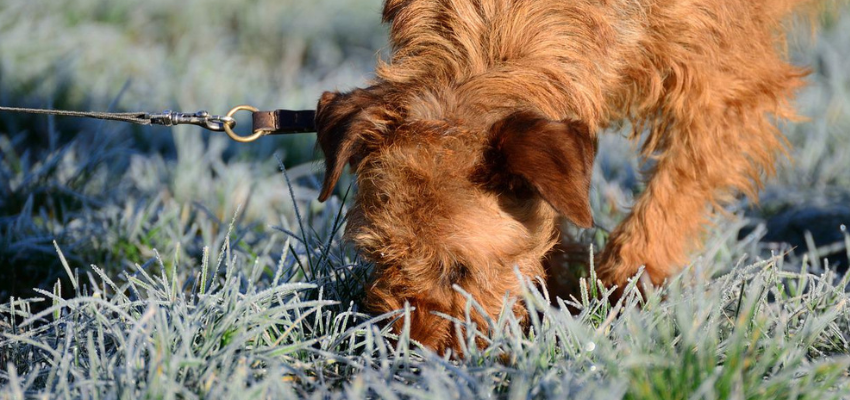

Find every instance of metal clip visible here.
[149,110,236,132]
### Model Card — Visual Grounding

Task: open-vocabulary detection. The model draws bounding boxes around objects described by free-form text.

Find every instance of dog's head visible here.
[315,87,595,319]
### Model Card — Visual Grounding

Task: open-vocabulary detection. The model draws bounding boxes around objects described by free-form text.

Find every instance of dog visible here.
[314,0,827,354]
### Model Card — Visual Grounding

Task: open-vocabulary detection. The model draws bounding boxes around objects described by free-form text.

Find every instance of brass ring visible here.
[224,105,267,143]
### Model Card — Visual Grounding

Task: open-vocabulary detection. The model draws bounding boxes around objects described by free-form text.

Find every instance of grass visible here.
[1,217,849,398]
[1,1,850,398]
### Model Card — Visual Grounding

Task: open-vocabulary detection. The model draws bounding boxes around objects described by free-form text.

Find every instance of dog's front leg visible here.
[595,104,790,295]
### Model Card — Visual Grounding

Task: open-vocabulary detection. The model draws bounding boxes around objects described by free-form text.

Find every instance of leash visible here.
[0,105,316,143]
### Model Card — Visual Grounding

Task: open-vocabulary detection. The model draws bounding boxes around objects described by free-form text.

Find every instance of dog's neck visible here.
[375,0,653,132]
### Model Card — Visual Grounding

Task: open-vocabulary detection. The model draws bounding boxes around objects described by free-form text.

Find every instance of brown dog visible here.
[315,0,825,353]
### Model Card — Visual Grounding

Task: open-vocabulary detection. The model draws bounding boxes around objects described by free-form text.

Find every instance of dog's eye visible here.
[447,262,469,284]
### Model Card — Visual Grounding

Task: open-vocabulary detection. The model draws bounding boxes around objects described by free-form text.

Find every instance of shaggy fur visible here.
[315,0,827,354]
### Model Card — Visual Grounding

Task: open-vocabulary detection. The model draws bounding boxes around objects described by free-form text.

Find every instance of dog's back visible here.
[379,0,815,126]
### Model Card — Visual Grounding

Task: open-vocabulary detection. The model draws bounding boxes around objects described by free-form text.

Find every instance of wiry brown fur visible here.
[315,0,830,354]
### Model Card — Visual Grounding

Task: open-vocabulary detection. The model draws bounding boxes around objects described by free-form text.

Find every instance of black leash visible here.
[0,105,316,143]
[0,106,152,125]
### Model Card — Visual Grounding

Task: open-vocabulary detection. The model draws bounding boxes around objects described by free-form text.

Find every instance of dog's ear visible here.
[315,88,391,202]
[486,111,596,228]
